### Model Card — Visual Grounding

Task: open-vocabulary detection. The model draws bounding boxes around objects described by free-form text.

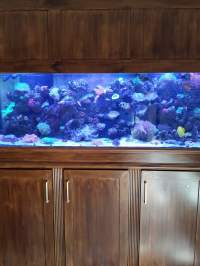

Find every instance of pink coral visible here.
[22,134,39,143]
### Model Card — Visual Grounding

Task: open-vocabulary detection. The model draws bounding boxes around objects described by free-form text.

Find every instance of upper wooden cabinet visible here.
[49,10,130,60]
[64,170,129,266]
[0,11,48,60]
[0,7,200,66]
[140,171,200,266]
[0,169,54,266]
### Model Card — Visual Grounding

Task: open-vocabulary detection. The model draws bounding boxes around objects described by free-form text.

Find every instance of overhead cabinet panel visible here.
[0,11,48,60]
[52,10,130,59]
[139,9,200,59]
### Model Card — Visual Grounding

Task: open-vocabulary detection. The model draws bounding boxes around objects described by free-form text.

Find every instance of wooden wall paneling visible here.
[53,168,65,266]
[50,9,131,60]
[142,9,200,59]
[128,169,141,266]
[0,11,48,60]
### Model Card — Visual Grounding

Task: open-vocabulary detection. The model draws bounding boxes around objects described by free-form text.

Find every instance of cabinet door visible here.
[64,170,129,266]
[0,169,54,266]
[49,10,130,60]
[0,11,48,60]
[140,171,200,266]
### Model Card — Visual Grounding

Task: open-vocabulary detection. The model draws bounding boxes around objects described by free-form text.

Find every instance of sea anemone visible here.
[131,120,157,141]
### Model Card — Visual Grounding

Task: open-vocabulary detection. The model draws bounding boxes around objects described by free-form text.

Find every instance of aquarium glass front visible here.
[0,72,200,148]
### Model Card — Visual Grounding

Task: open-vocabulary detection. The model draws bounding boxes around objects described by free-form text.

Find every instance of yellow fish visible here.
[177,126,185,138]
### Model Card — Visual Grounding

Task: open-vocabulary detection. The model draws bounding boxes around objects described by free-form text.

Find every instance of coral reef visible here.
[1,73,200,147]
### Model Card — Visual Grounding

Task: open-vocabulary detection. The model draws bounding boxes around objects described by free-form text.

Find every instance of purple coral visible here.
[131,120,157,141]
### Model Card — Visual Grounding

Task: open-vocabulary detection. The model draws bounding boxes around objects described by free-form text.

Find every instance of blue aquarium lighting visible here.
[0,72,199,148]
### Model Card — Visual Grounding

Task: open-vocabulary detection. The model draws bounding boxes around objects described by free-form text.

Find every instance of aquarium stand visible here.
[0,147,200,266]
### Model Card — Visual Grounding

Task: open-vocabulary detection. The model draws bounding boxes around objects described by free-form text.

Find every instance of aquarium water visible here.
[0,72,200,148]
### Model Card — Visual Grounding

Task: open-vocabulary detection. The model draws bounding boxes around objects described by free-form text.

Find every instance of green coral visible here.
[2,102,15,118]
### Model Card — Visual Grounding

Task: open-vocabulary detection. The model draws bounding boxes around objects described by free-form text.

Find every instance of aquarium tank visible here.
[0,72,200,148]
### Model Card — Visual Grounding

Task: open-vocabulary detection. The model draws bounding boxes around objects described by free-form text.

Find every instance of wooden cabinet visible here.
[0,169,54,266]
[1,164,200,266]
[64,170,129,266]
[140,171,200,266]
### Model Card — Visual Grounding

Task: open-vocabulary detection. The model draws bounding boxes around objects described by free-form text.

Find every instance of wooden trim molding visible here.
[1,0,200,10]
[0,59,200,72]
[0,148,200,167]
[53,168,65,266]
[128,169,141,266]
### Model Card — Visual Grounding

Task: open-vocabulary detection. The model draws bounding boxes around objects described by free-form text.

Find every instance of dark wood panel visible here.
[142,9,200,59]
[64,170,129,266]
[49,10,130,59]
[0,11,48,60]
[140,171,199,266]
[48,10,61,60]
[131,9,144,58]
[0,169,54,266]
[1,0,200,10]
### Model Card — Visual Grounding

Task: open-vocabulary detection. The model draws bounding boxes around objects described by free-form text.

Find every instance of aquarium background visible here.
[0,72,200,148]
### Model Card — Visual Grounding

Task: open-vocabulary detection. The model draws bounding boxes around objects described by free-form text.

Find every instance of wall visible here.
[0,0,200,72]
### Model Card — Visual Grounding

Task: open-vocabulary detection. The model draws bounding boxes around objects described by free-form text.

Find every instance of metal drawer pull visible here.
[45,180,49,204]
[66,180,70,203]
[144,181,147,205]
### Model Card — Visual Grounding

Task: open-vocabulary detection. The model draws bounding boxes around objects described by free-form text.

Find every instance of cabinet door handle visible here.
[144,181,147,205]
[66,180,70,203]
[45,180,49,204]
